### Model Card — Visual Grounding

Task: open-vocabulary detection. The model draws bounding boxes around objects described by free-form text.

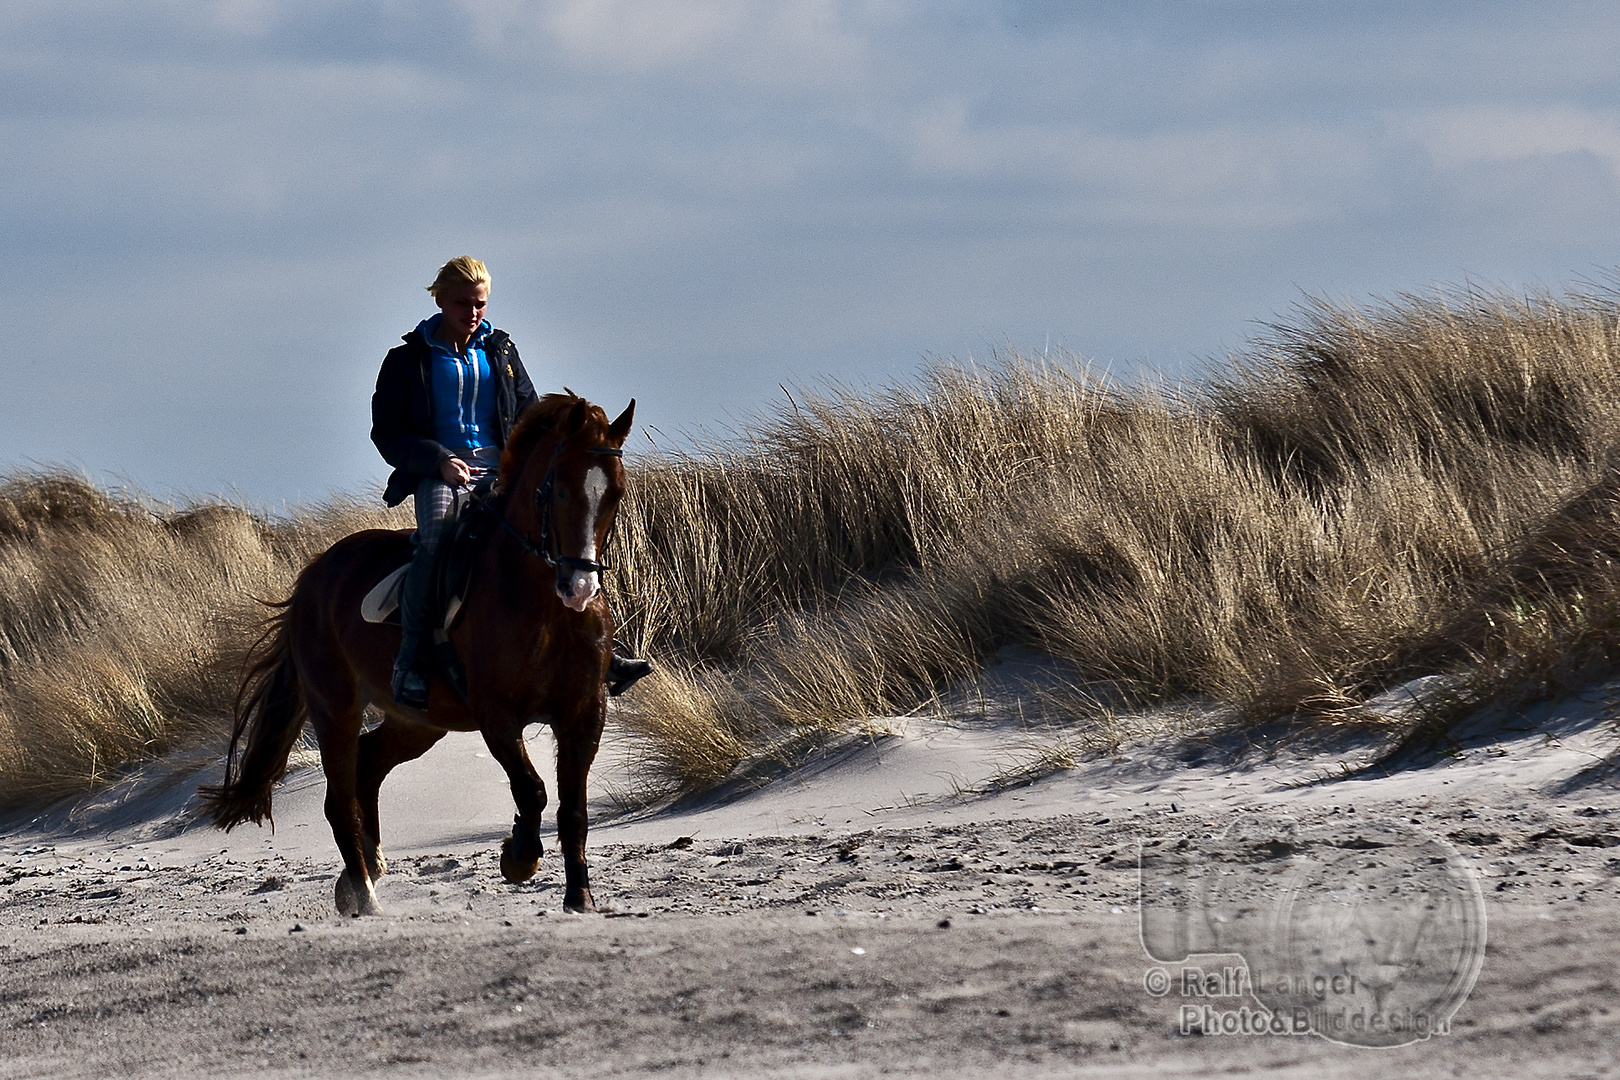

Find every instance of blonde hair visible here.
[426,256,491,298]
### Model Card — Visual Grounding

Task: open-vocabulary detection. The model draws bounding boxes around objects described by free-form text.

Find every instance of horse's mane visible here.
[498,392,609,491]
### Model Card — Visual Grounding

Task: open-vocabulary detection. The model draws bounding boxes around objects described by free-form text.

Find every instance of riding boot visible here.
[606,638,654,697]
[391,542,437,707]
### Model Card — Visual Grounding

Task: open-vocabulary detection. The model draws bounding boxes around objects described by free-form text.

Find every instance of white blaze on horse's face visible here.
[557,463,609,612]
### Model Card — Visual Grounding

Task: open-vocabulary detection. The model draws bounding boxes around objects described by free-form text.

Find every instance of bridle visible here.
[534,443,623,577]
[476,439,623,577]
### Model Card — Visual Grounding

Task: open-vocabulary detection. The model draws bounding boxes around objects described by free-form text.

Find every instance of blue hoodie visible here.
[419,313,498,454]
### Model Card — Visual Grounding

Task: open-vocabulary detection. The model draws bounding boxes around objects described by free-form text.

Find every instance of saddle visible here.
[360,493,495,702]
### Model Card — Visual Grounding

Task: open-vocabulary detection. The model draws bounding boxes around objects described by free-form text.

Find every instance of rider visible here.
[370,256,652,706]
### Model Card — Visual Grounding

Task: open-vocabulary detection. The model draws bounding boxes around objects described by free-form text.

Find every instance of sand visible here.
[2,670,1619,1078]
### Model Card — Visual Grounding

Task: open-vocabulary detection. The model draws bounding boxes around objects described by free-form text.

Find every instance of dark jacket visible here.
[371,326,540,506]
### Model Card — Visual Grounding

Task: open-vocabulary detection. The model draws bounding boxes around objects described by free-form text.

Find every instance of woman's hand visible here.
[439,457,473,487]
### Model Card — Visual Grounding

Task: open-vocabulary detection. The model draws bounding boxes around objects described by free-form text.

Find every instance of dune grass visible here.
[0,478,405,804]
[608,283,1620,785]
[4,281,1620,807]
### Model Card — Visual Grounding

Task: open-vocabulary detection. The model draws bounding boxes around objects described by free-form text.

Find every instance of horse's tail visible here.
[198,596,305,830]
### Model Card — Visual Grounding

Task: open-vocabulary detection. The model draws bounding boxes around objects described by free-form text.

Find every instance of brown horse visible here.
[201,393,634,916]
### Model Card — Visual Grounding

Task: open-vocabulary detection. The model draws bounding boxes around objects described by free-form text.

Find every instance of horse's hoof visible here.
[563,889,597,914]
[334,871,385,917]
[334,872,360,916]
[500,838,541,884]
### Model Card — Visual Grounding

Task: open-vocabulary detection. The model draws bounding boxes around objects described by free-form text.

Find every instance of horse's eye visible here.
[556,489,568,500]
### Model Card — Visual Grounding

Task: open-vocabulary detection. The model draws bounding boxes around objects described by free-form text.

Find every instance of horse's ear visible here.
[609,399,635,445]
[565,398,588,434]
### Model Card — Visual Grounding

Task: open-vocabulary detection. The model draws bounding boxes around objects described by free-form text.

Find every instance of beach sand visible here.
[2,672,1618,1078]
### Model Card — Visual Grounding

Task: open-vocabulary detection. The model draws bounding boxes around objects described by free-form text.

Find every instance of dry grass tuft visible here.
[0,473,403,805]
[6,282,1620,804]
[982,736,1082,793]
[610,663,755,794]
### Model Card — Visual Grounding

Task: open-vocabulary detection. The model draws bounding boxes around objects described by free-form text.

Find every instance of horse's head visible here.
[502,394,635,612]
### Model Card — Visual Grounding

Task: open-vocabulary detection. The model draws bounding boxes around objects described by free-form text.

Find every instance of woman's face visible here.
[435,281,489,343]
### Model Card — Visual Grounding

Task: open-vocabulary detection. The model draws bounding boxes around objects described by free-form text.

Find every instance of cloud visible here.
[0,53,462,252]
[209,0,282,36]
[464,0,873,88]
[1396,106,1620,178]
[546,0,753,69]
[903,97,1380,229]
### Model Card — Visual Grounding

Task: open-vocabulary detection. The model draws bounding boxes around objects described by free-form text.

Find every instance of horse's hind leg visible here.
[481,721,548,885]
[356,714,446,879]
[311,699,383,917]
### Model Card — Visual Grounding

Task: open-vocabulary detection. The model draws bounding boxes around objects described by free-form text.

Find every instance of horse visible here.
[200,392,635,916]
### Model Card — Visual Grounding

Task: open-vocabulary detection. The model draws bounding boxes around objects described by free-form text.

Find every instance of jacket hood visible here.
[412,314,493,348]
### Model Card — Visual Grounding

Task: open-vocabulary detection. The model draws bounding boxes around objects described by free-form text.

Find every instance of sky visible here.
[4,0,1620,506]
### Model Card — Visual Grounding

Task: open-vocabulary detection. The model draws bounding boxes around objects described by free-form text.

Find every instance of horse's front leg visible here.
[481,721,548,884]
[554,702,604,913]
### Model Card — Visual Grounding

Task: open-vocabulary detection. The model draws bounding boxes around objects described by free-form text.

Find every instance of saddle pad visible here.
[359,500,488,705]
[359,504,486,631]
[361,565,408,624]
